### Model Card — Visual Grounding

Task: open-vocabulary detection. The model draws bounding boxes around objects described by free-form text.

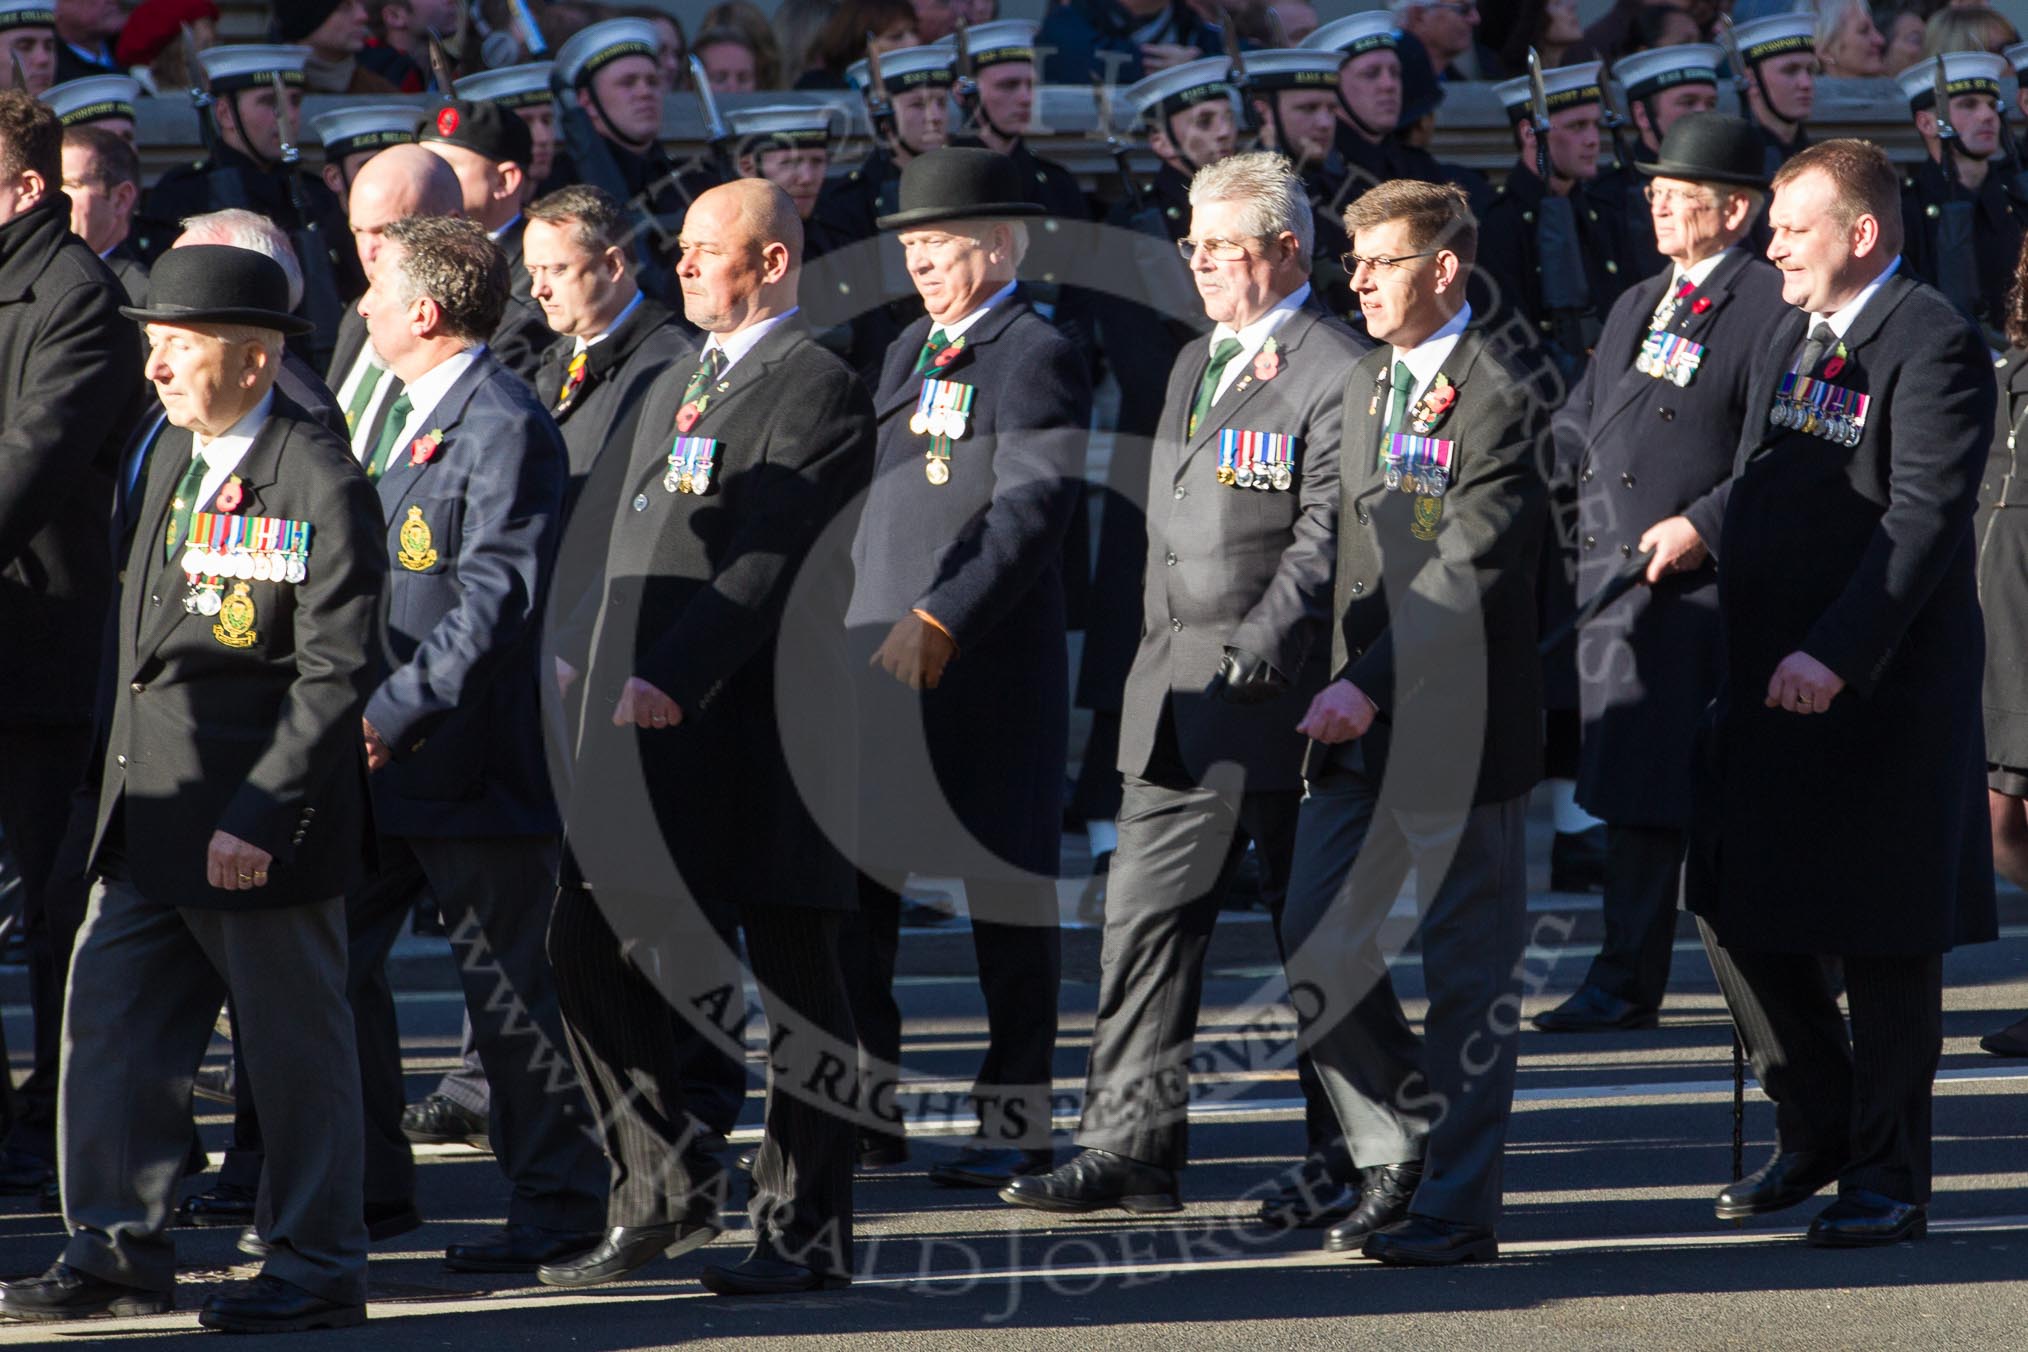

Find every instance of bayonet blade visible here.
[687,53,730,144]
[269,71,301,166]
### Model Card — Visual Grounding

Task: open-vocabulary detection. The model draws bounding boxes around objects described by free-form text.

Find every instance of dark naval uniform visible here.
[1900,156,2028,345]
[1981,347,2028,790]
[1474,163,1637,386]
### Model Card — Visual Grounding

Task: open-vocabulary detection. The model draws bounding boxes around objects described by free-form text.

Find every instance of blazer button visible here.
[632,493,649,511]
[1350,580,1365,595]
[116,754,126,766]
[1165,551,1177,566]
[149,594,161,606]
[1621,472,1636,488]
[1658,407,1675,421]
[1173,486,1187,500]
[130,681,144,693]
[1621,543,1633,558]
[1580,467,1593,483]
[1355,506,1369,524]
[1583,535,1597,550]
[1170,617,1183,632]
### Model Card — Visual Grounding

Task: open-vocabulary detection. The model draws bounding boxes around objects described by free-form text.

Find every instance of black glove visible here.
[1203,646,1287,706]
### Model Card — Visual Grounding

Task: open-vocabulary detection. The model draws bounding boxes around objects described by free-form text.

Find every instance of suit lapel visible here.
[874,294,1030,422]
[1350,329,1484,509]
[629,322,808,497]
[1595,271,1678,428]
[1176,306,1325,480]
[375,354,493,518]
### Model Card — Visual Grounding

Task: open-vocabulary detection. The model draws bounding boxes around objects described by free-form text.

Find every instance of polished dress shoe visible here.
[1323,1163,1424,1252]
[367,1200,424,1241]
[1000,1148,1182,1215]
[401,1092,491,1150]
[176,1182,256,1228]
[1549,826,1608,893]
[192,1063,234,1105]
[928,1144,1054,1189]
[1980,1012,2028,1057]
[1531,984,1660,1033]
[1363,1215,1499,1266]
[1715,1148,1845,1220]
[535,1221,721,1288]
[0,1262,172,1322]
[858,1133,909,1170]
[1806,1189,1927,1247]
[198,1274,364,1333]
[446,1224,604,1273]
[1256,1151,1359,1229]
[700,1255,849,1296]
[0,1147,54,1196]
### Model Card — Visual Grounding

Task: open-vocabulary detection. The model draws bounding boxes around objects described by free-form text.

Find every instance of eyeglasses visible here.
[1340,249,1440,277]
[1642,184,1717,210]
[1423,1,1478,15]
[1176,237,1261,262]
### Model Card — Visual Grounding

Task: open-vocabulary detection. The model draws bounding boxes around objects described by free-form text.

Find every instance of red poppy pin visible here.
[436,106,459,136]
[1824,343,1848,379]
[410,428,444,467]
[214,476,244,513]
[1253,337,1283,381]
[676,402,701,432]
[1425,381,1457,418]
[932,337,966,369]
[1692,296,1712,315]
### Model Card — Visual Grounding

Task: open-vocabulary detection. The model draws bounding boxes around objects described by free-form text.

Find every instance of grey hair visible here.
[1813,0,1868,53]
[205,322,285,364]
[1188,150,1316,258]
[177,208,305,312]
[382,214,509,343]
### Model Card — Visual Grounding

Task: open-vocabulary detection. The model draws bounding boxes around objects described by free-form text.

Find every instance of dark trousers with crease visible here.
[548,886,857,1275]
[1580,824,1686,1009]
[1698,918,1944,1203]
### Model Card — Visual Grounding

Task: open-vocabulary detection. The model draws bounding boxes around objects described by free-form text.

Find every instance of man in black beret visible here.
[0,244,386,1332]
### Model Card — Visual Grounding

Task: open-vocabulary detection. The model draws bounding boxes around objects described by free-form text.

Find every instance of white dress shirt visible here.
[1816,255,1902,342]
[336,346,397,460]
[190,391,276,506]
[702,306,801,377]
[1210,283,1311,403]
[1389,301,1474,409]
[385,346,485,459]
[931,280,1019,344]
[571,290,644,358]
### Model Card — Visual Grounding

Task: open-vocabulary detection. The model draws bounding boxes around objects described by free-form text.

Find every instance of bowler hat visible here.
[121,245,314,337]
[876,148,1045,232]
[1637,112,1770,190]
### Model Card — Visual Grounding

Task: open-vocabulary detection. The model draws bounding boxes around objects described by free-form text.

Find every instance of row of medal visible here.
[1768,374,1868,448]
[179,513,312,614]
[665,435,720,494]
[1382,433,1455,497]
[1635,329,1705,388]
[909,378,976,441]
[1215,429,1297,491]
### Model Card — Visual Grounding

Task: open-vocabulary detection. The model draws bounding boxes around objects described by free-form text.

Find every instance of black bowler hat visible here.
[418,98,535,172]
[121,245,313,336]
[876,148,1045,232]
[1637,112,1771,190]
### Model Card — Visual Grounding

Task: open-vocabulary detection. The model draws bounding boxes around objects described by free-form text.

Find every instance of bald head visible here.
[348,145,465,278]
[676,180,802,334]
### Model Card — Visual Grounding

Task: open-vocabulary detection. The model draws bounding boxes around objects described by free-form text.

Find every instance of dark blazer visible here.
[1554,248,1790,827]
[1315,326,1549,809]
[1120,302,1366,792]
[104,243,148,305]
[1036,0,1225,84]
[561,319,873,915]
[1690,270,1997,956]
[490,215,561,387]
[91,391,387,910]
[364,352,566,838]
[1473,162,1639,381]
[0,199,147,727]
[847,291,1090,875]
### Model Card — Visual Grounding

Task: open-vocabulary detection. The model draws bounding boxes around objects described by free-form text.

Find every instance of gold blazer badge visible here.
[213,582,257,648]
[398,505,439,571]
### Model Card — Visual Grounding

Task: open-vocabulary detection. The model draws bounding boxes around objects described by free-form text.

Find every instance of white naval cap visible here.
[1244,48,1346,92]
[310,103,426,160]
[39,73,138,126]
[729,103,838,151]
[1123,56,1233,125]
[1300,13,1399,57]
[1730,14,1816,66]
[934,18,1037,68]
[1493,61,1604,123]
[454,61,555,109]
[554,18,659,89]
[1614,42,1721,102]
[0,0,52,30]
[1896,50,2009,110]
[197,43,310,94]
[847,44,957,98]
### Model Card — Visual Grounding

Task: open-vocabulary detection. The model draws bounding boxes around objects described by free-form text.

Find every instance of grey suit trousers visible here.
[1279,763,1528,1229]
[59,871,367,1304]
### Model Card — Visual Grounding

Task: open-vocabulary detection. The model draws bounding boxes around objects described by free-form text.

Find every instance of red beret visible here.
[115,0,224,69]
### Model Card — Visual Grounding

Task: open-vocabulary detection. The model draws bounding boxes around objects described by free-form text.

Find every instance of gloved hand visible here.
[1203,646,1287,706]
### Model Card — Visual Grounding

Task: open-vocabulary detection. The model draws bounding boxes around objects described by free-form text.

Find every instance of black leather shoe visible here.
[1715,1148,1845,1220]
[0,1262,172,1322]
[1256,1152,1359,1229]
[1550,826,1608,893]
[446,1224,604,1273]
[1000,1148,1183,1215]
[1364,1214,1499,1266]
[192,1064,234,1105]
[1531,984,1660,1032]
[198,1274,364,1333]
[367,1200,424,1241]
[1806,1189,1927,1247]
[401,1092,491,1150]
[1323,1162,1425,1252]
[928,1145,1054,1189]
[700,1255,850,1296]
[1980,1013,2028,1057]
[535,1222,721,1288]
[0,1147,54,1196]
[858,1134,909,1170]
[176,1182,256,1228]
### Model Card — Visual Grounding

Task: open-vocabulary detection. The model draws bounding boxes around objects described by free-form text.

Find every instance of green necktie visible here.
[366,391,413,481]
[1188,337,1244,438]
[913,329,952,376]
[163,447,208,561]
[683,347,726,407]
[1378,359,1417,464]
[343,361,386,434]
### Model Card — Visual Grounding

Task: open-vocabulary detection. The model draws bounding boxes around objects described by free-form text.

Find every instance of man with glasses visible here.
[1002,151,1368,1226]
[1279,177,1547,1267]
[1591,43,1722,280]
[1534,114,1787,1036]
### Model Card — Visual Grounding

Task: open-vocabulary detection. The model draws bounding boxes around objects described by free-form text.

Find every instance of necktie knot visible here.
[1187,338,1246,437]
[914,329,954,375]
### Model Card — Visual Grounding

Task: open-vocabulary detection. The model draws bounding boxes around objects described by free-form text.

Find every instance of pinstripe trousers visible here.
[1698,918,1945,1203]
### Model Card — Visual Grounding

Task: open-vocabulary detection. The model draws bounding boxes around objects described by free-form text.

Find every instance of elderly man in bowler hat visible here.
[0,244,386,1332]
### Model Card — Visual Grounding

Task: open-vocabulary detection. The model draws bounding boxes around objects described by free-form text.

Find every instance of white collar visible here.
[1673,247,1733,290]
[1815,255,1901,341]
[190,389,276,507]
[573,290,644,357]
[702,307,799,375]
[398,345,485,426]
[1389,302,1472,402]
[932,280,1019,342]
[1211,282,1311,353]
[489,213,524,241]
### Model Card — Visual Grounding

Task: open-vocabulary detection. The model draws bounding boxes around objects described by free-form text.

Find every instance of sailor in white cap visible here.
[37,71,136,140]
[1244,49,1344,175]
[730,104,837,222]
[1303,12,1402,175]
[310,103,425,204]
[1593,44,1722,275]
[0,0,55,95]
[1730,12,1818,175]
[456,61,559,192]
[555,17,666,166]
[819,45,956,239]
[1895,50,2023,341]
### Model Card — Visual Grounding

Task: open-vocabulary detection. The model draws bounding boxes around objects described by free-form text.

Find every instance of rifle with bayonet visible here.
[508,0,547,58]
[268,71,347,370]
[1597,53,1635,174]
[1714,15,1780,180]
[1930,60,1984,330]
[547,60,680,280]
[1527,48,1598,382]
[1092,75,1162,237]
[159,25,253,224]
[685,52,736,183]
[952,18,980,127]
[425,28,458,96]
[1220,7,1259,137]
